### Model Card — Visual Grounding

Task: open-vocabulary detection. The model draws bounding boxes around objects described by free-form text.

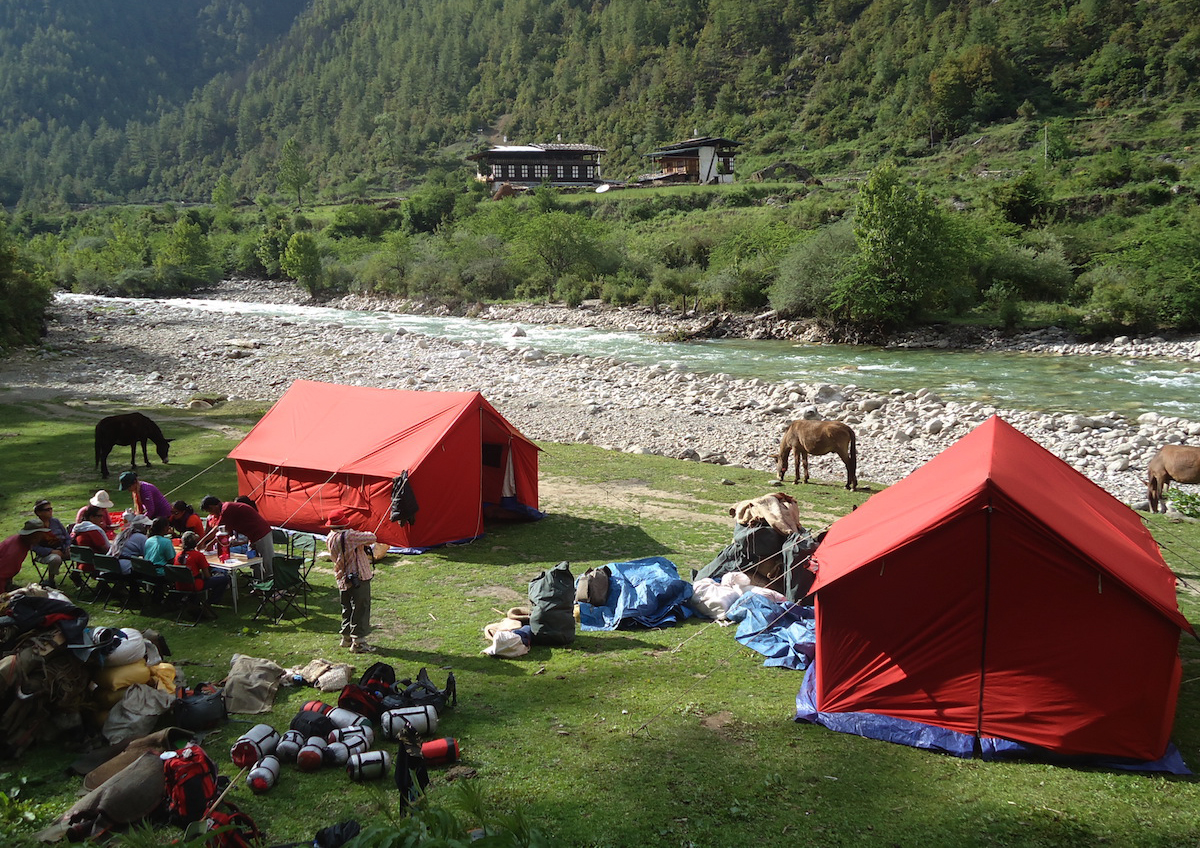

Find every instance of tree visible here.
[280,231,322,295]
[156,217,217,287]
[831,162,967,330]
[277,138,312,208]
[0,220,52,350]
[212,174,236,210]
[510,211,610,298]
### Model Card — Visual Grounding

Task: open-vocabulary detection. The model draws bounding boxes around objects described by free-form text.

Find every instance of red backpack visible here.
[162,744,220,826]
[205,803,262,848]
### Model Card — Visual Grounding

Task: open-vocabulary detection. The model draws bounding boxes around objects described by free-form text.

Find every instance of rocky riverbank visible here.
[10,279,1200,513]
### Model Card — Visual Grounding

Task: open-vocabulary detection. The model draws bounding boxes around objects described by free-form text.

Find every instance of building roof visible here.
[645,136,742,157]
[467,142,606,161]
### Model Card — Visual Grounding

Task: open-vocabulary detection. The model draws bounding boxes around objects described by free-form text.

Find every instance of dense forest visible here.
[2,0,1198,204]
[2,0,1199,350]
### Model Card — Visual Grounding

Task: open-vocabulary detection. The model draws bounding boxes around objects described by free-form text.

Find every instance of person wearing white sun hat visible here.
[76,490,116,537]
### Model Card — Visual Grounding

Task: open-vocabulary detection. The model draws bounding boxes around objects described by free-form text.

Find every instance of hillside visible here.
[1,0,1198,205]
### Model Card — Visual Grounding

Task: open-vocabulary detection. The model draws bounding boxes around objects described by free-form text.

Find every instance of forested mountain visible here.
[1,0,1198,206]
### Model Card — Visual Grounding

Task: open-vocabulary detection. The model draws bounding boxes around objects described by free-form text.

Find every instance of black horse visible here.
[95,413,173,478]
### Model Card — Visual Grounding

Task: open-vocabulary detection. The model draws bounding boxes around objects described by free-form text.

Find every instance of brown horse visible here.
[95,413,173,479]
[776,419,858,490]
[1147,445,1200,513]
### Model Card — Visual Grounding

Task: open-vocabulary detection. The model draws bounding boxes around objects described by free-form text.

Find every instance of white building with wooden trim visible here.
[640,137,741,185]
[467,143,606,189]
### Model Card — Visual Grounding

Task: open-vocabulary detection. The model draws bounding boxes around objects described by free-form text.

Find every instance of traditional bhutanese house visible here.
[466,142,606,190]
[640,137,741,185]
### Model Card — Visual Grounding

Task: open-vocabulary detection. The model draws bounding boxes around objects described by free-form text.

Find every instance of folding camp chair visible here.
[164,565,208,626]
[289,533,318,611]
[67,545,97,598]
[26,550,48,586]
[129,557,169,612]
[250,556,306,624]
[271,527,292,555]
[92,554,129,612]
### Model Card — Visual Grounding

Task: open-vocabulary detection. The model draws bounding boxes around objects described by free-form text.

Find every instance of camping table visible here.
[206,553,263,615]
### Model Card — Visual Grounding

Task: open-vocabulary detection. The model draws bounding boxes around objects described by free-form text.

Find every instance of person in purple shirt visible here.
[119,471,171,521]
[198,495,275,579]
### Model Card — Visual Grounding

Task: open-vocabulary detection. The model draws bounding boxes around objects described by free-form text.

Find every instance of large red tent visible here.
[805,416,1193,763]
[227,381,540,549]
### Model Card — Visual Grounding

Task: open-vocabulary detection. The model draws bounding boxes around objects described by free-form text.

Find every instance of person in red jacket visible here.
[198,495,275,580]
[0,520,53,591]
[175,531,229,617]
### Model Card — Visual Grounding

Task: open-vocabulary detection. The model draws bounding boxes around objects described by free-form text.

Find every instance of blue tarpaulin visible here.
[726,593,815,670]
[795,662,1191,774]
[578,556,694,631]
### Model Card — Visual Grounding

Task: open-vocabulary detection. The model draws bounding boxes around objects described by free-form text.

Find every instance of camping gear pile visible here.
[0,588,183,759]
[0,590,92,758]
[227,663,458,810]
[36,663,458,842]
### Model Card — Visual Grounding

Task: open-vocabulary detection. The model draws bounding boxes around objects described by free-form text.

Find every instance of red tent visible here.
[809,416,1194,762]
[227,381,540,549]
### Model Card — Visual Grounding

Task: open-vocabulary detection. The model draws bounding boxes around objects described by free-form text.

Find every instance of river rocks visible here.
[14,281,1200,515]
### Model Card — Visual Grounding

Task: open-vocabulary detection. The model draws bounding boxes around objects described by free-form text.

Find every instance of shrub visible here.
[769,220,856,318]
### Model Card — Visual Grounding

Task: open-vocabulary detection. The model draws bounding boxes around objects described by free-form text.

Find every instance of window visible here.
[506,165,516,179]
[572,165,579,179]
[533,164,548,179]
[521,165,529,178]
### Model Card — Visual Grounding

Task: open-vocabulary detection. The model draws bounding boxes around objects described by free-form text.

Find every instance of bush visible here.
[980,242,1072,301]
[769,220,856,318]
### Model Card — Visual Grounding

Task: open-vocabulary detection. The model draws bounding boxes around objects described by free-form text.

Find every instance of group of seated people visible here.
[10,481,271,619]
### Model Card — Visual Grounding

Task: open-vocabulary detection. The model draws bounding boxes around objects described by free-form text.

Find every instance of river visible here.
[64,293,1200,421]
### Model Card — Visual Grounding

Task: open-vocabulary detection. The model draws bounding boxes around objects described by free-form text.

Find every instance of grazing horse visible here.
[776,419,858,490]
[1147,445,1200,513]
[95,413,173,479]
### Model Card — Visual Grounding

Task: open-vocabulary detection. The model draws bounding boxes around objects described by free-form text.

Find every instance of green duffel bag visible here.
[528,561,576,646]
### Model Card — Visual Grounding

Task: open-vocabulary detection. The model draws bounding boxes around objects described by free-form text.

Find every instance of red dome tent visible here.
[228,381,540,549]
[803,416,1193,764]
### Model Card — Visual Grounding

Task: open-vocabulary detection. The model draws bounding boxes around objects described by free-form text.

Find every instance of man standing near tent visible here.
[198,495,275,580]
[325,507,377,654]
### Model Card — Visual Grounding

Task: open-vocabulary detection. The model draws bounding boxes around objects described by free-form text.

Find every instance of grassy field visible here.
[2,398,1200,847]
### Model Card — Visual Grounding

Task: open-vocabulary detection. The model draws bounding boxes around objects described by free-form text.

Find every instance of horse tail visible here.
[1148,467,1162,513]
[848,427,858,487]
[94,422,102,469]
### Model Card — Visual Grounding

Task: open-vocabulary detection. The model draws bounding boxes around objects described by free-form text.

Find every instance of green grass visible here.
[2,397,1200,847]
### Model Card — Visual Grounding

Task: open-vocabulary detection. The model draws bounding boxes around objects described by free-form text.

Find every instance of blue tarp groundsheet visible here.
[578,556,693,631]
[794,662,1190,774]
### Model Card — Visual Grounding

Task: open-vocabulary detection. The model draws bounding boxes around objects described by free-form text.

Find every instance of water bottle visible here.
[346,750,391,781]
[230,724,279,769]
[247,755,280,794]
[275,729,304,763]
[216,527,231,561]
